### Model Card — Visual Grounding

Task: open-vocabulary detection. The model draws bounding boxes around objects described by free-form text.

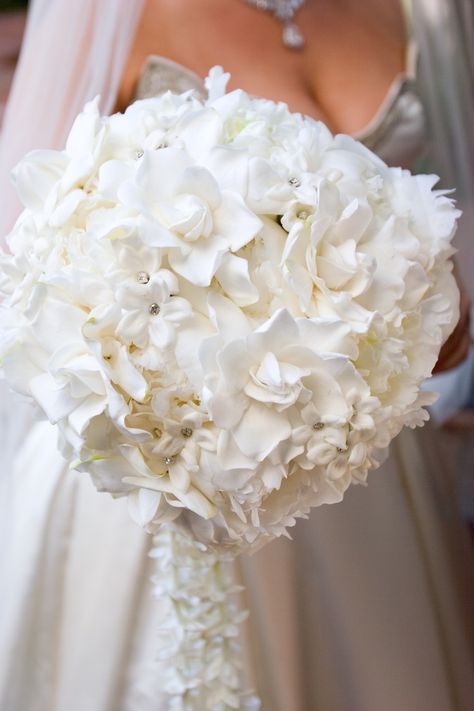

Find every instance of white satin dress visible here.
[1,54,473,711]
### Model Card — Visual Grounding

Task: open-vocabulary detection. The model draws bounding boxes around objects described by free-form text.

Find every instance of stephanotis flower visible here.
[292,387,383,486]
[0,67,459,551]
[116,269,192,354]
[107,241,163,286]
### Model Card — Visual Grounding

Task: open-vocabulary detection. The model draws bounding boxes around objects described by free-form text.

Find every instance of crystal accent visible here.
[312,422,324,431]
[181,427,193,438]
[336,447,345,453]
[135,149,144,159]
[136,271,150,284]
[288,177,301,187]
[163,455,174,466]
[149,303,161,316]
[282,22,304,49]
[243,0,305,50]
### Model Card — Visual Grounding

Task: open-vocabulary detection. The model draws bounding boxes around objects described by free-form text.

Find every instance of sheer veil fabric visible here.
[0,4,146,706]
[0,0,145,240]
[0,0,145,540]
[1,1,474,710]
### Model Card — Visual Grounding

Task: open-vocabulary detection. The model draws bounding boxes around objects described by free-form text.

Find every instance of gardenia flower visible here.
[100,146,262,287]
[202,308,359,463]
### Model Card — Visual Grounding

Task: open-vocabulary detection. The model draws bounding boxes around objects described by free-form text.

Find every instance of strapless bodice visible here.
[134,53,427,169]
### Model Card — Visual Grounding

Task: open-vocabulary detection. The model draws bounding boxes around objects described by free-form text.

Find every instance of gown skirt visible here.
[0,415,473,711]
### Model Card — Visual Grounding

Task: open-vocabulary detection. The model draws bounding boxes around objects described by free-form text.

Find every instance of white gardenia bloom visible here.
[100,145,262,287]
[0,67,460,551]
[202,309,360,463]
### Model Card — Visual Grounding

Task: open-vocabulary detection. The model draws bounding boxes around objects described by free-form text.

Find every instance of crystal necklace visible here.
[243,0,306,50]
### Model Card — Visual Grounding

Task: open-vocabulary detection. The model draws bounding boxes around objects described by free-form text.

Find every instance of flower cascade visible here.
[150,525,260,710]
[0,67,460,551]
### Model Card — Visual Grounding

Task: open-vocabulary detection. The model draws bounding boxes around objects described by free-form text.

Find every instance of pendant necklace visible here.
[243,0,306,50]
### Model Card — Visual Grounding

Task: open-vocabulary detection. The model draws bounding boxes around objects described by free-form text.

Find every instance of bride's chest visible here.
[120,0,406,136]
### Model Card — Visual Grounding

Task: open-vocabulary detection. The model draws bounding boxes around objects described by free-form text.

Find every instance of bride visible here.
[0,1,473,710]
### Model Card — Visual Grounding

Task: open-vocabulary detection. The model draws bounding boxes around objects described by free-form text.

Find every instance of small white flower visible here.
[116,269,192,351]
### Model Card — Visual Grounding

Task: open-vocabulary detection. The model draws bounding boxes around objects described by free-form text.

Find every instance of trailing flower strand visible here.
[150,526,260,710]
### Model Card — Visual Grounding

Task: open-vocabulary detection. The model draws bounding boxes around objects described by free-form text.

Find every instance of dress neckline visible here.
[135,1,418,143]
[353,37,418,141]
[137,43,419,141]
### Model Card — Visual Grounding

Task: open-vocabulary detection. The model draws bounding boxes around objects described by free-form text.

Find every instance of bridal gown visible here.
[1,53,474,711]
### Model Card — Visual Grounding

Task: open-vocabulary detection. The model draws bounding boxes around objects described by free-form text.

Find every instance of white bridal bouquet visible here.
[0,68,459,708]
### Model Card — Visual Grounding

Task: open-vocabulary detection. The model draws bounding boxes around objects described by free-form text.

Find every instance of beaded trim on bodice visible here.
[135,56,205,102]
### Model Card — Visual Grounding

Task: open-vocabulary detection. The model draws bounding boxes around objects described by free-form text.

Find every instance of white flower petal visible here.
[215,253,259,306]
[232,402,291,461]
[168,234,228,286]
[213,191,262,251]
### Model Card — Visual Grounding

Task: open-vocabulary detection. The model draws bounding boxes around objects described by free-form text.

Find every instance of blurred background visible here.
[0,1,25,123]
